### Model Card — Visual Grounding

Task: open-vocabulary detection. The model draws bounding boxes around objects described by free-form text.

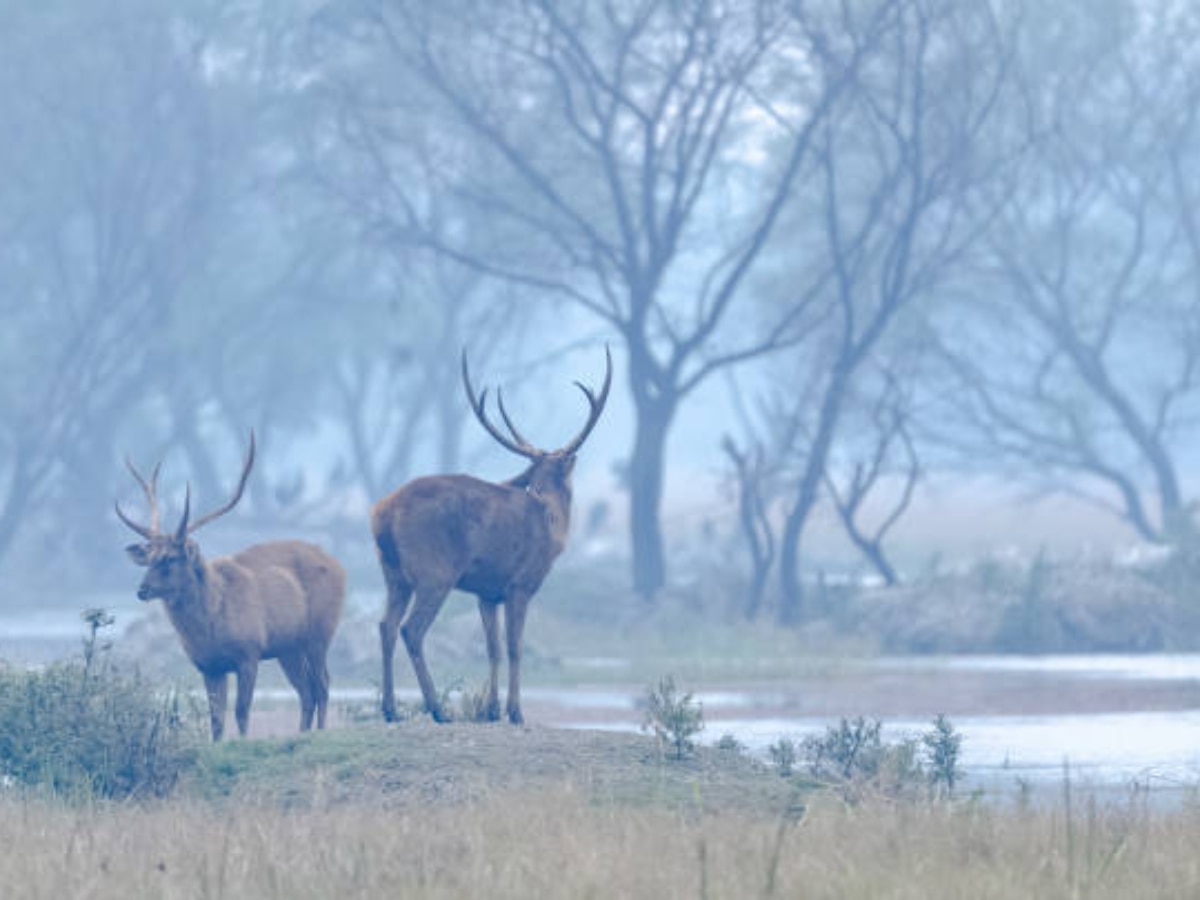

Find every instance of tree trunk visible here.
[778,369,850,625]
[628,393,675,601]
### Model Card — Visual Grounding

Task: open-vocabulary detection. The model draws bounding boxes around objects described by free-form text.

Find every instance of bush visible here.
[801,716,889,783]
[0,609,203,799]
[641,675,704,759]
[922,714,963,796]
[767,737,797,777]
[799,715,965,801]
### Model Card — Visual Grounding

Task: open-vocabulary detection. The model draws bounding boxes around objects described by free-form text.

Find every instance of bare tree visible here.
[768,0,1013,623]
[0,3,226,569]
[722,435,776,620]
[312,0,894,599]
[821,371,921,587]
[931,0,1200,546]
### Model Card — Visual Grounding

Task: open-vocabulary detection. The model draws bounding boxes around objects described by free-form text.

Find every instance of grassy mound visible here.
[186,720,804,815]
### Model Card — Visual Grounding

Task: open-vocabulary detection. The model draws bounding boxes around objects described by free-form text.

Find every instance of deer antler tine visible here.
[496,388,536,451]
[114,500,155,539]
[187,430,256,534]
[175,484,192,542]
[461,349,539,459]
[572,380,597,405]
[122,453,164,534]
[561,345,612,455]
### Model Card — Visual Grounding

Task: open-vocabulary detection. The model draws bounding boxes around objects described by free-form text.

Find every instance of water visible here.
[4,604,1197,797]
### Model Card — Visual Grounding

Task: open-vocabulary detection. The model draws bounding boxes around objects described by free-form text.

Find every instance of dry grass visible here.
[2,788,1199,899]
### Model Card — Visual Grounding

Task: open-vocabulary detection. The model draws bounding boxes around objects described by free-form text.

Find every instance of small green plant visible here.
[921,714,963,796]
[641,675,704,760]
[767,738,797,777]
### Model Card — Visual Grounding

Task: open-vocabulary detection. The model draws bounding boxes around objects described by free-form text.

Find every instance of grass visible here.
[1,784,1198,899]
[183,721,802,815]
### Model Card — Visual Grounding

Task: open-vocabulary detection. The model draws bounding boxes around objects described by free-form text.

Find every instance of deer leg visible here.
[401,585,453,723]
[279,652,316,732]
[504,595,530,726]
[379,581,413,723]
[311,651,331,730]
[202,670,228,742]
[234,659,259,737]
[477,597,503,722]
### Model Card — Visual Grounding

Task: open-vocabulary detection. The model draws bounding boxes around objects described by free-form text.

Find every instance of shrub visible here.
[801,716,886,782]
[716,733,746,754]
[641,675,704,759]
[800,717,925,799]
[0,609,203,800]
[921,714,963,796]
[767,738,797,777]
[799,715,965,801]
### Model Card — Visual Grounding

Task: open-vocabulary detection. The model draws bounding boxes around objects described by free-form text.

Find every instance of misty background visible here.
[2,0,1199,642]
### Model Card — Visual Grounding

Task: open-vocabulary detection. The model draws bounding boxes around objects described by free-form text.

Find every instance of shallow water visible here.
[4,605,1198,798]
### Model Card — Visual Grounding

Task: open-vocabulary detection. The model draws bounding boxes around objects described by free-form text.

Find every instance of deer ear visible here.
[125,544,150,566]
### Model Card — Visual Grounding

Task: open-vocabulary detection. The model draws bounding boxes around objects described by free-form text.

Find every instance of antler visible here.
[561,344,612,455]
[186,430,256,534]
[461,347,613,459]
[461,353,540,460]
[115,457,164,538]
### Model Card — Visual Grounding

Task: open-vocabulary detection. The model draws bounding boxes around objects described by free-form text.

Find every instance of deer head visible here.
[460,346,612,515]
[117,432,256,602]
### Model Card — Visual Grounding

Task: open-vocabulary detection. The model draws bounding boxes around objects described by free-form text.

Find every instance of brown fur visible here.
[118,435,346,740]
[372,350,610,725]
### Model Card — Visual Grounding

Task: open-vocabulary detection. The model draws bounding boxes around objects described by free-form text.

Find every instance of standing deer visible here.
[372,348,612,725]
[116,433,346,741]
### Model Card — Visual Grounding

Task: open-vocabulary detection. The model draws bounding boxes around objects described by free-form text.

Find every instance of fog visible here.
[2,0,1199,637]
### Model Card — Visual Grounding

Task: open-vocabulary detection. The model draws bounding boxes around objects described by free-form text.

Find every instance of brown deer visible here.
[372,348,612,724]
[116,432,346,741]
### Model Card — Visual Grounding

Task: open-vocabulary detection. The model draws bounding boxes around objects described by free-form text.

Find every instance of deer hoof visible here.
[507,708,524,726]
[429,706,452,724]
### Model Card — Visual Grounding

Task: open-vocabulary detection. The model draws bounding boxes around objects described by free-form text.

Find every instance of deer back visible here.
[168,540,345,669]
[373,474,563,597]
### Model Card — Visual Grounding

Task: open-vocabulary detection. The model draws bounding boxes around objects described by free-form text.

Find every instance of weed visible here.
[640,675,704,760]
[457,680,495,723]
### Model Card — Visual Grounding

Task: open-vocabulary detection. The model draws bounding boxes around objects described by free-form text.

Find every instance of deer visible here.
[116,432,347,741]
[372,347,612,725]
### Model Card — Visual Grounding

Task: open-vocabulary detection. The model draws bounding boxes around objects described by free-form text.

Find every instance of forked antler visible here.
[115,458,164,539]
[115,432,256,540]
[561,345,612,455]
[460,347,612,459]
[461,354,540,459]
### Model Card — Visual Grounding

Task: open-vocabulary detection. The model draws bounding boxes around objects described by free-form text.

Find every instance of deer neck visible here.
[161,553,222,659]
[530,485,572,550]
